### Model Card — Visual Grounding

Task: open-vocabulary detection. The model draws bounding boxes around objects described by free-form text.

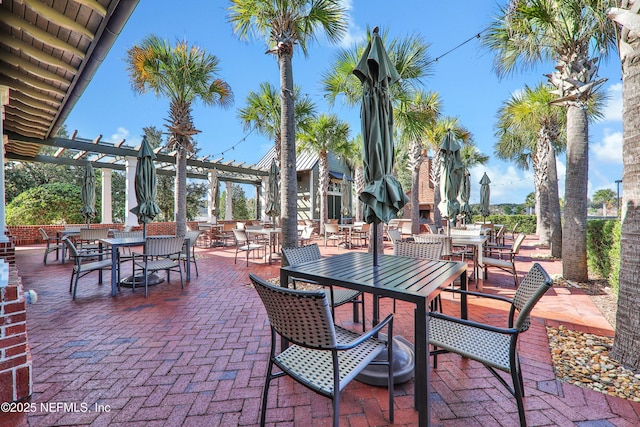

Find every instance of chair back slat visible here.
[324,223,339,233]
[449,227,481,236]
[386,228,402,244]
[232,229,249,244]
[511,233,526,254]
[282,244,322,267]
[62,237,79,258]
[112,230,144,239]
[250,274,337,349]
[38,228,49,240]
[79,228,109,241]
[511,263,552,331]
[145,236,184,256]
[413,234,451,256]
[394,240,443,260]
[185,230,201,246]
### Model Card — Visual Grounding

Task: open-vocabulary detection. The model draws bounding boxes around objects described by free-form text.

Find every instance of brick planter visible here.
[0,239,32,403]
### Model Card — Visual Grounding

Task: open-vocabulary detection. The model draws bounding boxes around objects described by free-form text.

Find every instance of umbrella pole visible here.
[372,223,378,267]
[143,223,147,239]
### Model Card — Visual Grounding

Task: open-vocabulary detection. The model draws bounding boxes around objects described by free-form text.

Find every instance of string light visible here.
[203,28,491,160]
[428,28,490,66]
[210,127,256,159]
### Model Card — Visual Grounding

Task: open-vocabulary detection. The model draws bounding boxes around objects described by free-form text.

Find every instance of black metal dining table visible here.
[280,251,468,427]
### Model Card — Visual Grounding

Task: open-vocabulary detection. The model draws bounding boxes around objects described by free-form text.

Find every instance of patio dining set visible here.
[37,226,200,299]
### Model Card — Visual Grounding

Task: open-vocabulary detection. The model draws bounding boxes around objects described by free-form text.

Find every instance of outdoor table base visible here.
[119,272,164,287]
[355,333,415,385]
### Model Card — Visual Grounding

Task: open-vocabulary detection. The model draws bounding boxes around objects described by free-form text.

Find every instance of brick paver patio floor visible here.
[3,234,639,426]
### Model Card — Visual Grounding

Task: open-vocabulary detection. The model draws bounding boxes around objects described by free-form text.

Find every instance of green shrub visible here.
[586,219,620,295]
[608,220,621,295]
[470,214,536,234]
[6,182,101,226]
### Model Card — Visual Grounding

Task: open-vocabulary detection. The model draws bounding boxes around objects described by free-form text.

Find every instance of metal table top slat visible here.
[282,252,466,303]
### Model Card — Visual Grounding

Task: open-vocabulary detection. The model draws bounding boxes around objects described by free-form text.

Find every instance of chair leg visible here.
[260,360,275,427]
[69,270,75,293]
[144,265,149,298]
[511,364,527,426]
[332,390,340,427]
[192,253,198,277]
[72,273,80,300]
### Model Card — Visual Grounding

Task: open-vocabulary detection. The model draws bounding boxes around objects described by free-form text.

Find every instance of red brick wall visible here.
[0,239,32,403]
[7,222,209,246]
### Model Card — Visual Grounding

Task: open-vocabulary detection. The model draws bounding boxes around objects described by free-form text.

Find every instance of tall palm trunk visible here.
[611,43,640,369]
[534,129,551,246]
[175,147,187,237]
[562,104,589,281]
[409,139,422,235]
[548,146,562,258]
[279,51,297,249]
[318,151,329,234]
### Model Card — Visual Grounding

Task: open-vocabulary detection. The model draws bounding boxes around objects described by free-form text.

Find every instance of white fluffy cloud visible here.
[338,0,365,48]
[591,128,623,164]
[603,83,622,122]
[108,127,129,143]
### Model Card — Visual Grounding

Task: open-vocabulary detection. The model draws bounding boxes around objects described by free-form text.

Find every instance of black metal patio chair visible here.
[282,244,365,331]
[249,273,394,427]
[428,262,553,427]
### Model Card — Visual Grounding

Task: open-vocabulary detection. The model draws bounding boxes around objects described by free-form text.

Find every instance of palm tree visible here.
[322,29,433,238]
[483,0,617,281]
[228,0,347,249]
[495,83,566,255]
[126,35,233,236]
[297,114,350,233]
[238,82,316,166]
[607,5,640,370]
[423,117,473,227]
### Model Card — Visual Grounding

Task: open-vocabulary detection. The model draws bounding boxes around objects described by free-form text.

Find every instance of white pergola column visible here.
[124,156,139,227]
[101,168,112,224]
[0,87,9,241]
[225,181,233,220]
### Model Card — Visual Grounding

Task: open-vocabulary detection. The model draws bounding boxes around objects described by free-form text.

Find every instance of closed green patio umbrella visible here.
[210,169,220,220]
[354,27,407,267]
[265,158,280,227]
[458,168,471,224]
[437,130,464,231]
[81,161,97,228]
[130,136,160,238]
[480,172,491,222]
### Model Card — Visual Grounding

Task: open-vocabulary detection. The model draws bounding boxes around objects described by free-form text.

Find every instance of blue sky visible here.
[65,0,623,205]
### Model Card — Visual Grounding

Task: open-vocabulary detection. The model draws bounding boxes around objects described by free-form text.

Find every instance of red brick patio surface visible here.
[2,234,639,426]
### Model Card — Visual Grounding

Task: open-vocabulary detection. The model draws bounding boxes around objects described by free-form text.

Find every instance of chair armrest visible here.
[75,250,111,258]
[428,311,517,336]
[290,277,321,289]
[440,288,513,305]
[336,314,393,350]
